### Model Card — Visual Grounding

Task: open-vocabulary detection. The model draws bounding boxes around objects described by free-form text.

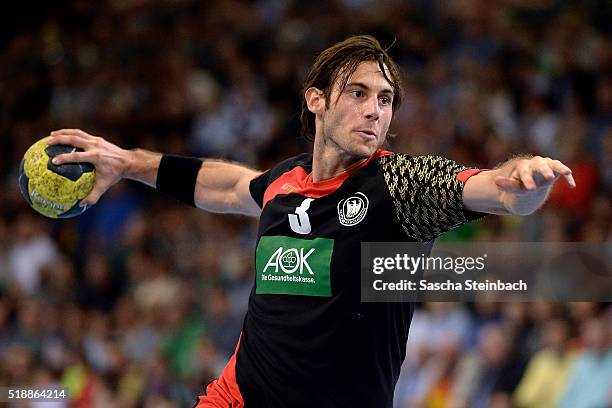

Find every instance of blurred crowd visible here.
[0,0,610,407]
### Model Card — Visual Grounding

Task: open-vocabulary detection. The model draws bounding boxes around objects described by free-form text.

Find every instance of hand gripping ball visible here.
[19,136,95,218]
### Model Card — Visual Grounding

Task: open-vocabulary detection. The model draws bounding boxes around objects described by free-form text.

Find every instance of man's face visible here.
[319,60,395,158]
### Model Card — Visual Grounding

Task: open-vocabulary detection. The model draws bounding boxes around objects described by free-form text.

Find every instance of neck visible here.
[311,134,368,182]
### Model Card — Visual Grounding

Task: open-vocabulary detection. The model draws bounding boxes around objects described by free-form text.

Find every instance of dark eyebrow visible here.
[346,82,394,96]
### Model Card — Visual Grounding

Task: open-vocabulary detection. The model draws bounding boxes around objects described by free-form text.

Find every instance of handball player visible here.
[47,36,575,408]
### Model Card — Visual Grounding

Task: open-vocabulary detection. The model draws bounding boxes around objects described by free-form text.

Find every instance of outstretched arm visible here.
[48,129,262,217]
[462,155,576,216]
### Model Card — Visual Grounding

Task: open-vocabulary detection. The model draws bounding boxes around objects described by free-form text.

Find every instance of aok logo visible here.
[263,247,315,275]
[256,236,333,296]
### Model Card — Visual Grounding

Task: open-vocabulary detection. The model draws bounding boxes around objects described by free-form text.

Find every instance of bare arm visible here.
[48,129,262,217]
[462,155,576,216]
[192,159,261,216]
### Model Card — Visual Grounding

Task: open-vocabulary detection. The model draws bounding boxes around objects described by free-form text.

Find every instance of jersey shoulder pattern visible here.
[378,153,485,241]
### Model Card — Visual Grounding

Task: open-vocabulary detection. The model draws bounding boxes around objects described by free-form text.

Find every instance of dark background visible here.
[0,1,610,407]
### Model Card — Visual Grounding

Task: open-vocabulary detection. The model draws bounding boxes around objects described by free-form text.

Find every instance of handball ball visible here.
[19,136,95,218]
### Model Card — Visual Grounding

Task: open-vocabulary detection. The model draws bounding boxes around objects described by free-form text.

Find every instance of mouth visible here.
[355,129,377,140]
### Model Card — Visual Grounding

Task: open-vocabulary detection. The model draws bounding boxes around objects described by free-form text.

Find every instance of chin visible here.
[348,144,376,158]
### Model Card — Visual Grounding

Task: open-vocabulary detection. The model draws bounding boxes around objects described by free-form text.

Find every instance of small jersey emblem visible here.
[337,192,369,226]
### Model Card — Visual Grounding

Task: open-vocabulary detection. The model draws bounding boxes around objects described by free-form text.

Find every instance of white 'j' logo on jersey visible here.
[289,198,314,234]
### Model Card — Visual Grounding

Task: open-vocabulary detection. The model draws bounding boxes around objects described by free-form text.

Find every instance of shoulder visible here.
[252,153,311,183]
[377,153,456,168]
[376,151,410,168]
[376,153,473,182]
[265,153,312,180]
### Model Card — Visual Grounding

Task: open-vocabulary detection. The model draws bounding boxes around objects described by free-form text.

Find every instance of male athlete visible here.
[48,36,575,407]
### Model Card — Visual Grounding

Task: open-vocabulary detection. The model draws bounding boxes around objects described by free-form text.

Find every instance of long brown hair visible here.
[300,35,403,141]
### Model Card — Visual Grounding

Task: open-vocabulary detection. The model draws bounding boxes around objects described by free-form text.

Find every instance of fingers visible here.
[51,151,93,165]
[518,156,558,190]
[502,156,576,194]
[563,173,576,188]
[534,162,556,181]
[48,129,96,149]
[48,129,104,167]
[533,157,576,189]
[517,164,537,190]
[45,129,126,208]
[80,187,105,207]
[547,159,576,188]
[47,135,86,148]
[50,129,94,138]
[548,159,572,176]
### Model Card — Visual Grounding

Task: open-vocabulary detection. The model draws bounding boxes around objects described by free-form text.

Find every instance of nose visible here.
[364,96,380,121]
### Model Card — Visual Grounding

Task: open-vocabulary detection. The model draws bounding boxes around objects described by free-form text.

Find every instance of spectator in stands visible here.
[514,318,577,407]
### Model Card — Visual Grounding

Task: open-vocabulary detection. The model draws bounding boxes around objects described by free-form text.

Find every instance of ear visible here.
[305,87,325,115]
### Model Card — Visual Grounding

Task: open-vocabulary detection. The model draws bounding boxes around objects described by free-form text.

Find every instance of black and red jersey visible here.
[208,149,484,408]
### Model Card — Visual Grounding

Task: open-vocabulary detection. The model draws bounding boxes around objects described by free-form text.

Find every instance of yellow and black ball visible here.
[19,136,95,218]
